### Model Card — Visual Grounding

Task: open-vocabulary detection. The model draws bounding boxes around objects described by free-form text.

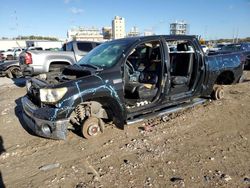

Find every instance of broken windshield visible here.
[77,40,129,69]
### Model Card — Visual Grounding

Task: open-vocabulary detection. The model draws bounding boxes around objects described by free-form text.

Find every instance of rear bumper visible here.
[20,64,34,77]
[21,96,69,140]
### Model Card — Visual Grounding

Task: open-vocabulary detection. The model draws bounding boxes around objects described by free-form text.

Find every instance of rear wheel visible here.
[211,86,224,100]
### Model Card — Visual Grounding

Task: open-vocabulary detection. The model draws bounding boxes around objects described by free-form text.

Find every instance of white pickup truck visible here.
[19,41,101,76]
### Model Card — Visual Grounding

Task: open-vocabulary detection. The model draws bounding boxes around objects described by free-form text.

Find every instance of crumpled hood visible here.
[61,64,92,78]
[41,64,100,84]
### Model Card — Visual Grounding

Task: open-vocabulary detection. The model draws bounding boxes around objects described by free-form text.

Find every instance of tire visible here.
[6,67,22,79]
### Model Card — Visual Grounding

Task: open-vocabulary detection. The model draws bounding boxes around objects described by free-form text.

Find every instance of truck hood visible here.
[39,64,100,85]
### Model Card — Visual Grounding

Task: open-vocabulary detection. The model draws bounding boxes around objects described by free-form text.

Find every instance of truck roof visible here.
[111,35,198,43]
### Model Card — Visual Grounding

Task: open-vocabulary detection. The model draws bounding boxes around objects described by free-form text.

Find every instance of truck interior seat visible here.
[171,43,194,86]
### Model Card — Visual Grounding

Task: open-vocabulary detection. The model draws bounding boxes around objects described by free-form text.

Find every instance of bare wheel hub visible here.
[81,117,101,139]
[87,124,100,136]
[212,86,224,100]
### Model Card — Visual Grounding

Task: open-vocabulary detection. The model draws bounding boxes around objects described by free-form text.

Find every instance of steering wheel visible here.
[125,60,135,74]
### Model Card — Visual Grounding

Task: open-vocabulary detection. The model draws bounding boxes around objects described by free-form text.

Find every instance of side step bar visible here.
[126,98,208,125]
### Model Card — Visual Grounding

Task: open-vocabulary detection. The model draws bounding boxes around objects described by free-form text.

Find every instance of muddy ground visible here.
[0,72,250,188]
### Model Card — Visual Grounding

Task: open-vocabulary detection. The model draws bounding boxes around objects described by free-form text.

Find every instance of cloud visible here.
[70,7,84,14]
[64,0,81,4]
[64,0,71,3]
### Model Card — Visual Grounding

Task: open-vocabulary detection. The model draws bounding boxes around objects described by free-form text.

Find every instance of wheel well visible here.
[49,61,70,71]
[71,98,123,128]
[215,71,235,85]
[73,101,109,122]
[7,65,20,70]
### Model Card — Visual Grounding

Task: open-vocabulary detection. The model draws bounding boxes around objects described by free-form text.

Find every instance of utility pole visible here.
[232,28,235,43]
[14,10,21,47]
[236,28,239,43]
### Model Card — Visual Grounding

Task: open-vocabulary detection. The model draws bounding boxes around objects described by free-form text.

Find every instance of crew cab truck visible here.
[21,35,244,140]
[19,41,101,77]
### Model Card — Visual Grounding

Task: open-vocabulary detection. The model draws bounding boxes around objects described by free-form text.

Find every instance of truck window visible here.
[62,44,66,51]
[66,42,74,51]
[77,42,93,52]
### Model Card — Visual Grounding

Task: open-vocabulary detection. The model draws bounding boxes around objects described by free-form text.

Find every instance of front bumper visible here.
[21,96,69,140]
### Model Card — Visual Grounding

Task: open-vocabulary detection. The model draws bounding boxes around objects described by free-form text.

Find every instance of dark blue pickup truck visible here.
[21,35,244,140]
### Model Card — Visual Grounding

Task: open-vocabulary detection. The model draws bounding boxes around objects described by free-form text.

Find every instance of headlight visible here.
[26,80,31,93]
[40,87,68,104]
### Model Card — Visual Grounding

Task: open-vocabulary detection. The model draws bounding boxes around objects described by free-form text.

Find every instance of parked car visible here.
[0,47,24,60]
[21,35,244,140]
[19,41,101,77]
[0,60,22,78]
[208,42,250,69]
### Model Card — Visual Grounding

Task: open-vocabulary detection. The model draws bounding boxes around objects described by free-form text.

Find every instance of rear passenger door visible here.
[164,37,202,100]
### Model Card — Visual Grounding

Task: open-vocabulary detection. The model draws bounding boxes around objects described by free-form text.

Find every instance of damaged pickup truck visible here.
[21,35,244,140]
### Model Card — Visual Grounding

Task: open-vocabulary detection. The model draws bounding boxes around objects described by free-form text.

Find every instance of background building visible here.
[112,16,125,39]
[144,31,155,36]
[170,21,189,35]
[127,26,140,37]
[67,27,104,41]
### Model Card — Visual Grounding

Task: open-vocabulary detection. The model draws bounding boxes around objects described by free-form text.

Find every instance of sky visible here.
[0,0,250,40]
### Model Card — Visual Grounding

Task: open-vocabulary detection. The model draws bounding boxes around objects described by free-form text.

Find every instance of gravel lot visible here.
[0,72,250,188]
